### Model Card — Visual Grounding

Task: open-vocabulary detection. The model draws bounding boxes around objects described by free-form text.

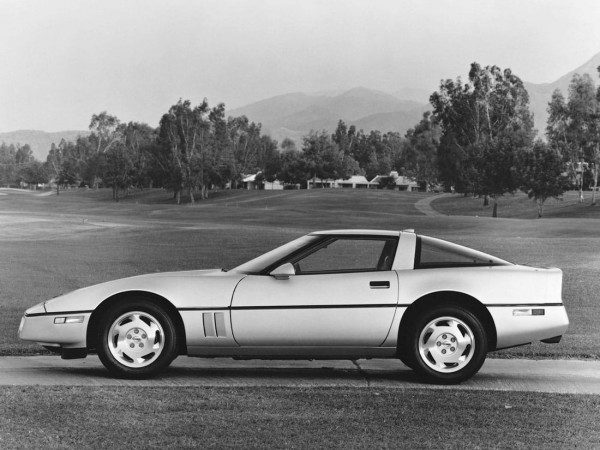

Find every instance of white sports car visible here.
[19,229,569,383]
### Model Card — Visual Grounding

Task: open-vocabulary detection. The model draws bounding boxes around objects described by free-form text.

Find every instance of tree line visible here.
[2,62,600,216]
[0,99,439,201]
[431,62,600,217]
[0,143,48,188]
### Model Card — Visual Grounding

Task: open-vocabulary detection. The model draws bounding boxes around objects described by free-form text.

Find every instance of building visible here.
[242,173,284,190]
[370,171,419,191]
[336,175,373,189]
[306,178,336,189]
[307,175,374,189]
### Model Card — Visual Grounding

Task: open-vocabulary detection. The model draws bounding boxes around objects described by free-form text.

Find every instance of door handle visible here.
[370,281,390,289]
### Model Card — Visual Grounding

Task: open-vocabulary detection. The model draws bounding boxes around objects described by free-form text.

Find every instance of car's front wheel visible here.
[96,300,179,378]
[406,306,488,384]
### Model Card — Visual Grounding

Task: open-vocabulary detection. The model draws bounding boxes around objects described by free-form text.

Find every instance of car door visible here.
[230,236,399,347]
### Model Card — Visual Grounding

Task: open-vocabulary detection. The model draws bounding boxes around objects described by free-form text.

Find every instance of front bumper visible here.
[489,304,569,349]
[19,312,91,349]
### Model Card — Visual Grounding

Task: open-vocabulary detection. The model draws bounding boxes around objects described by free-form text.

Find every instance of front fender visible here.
[44,270,246,312]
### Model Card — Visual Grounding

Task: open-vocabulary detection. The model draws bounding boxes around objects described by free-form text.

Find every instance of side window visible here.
[416,236,501,268]
[293,238,397,274]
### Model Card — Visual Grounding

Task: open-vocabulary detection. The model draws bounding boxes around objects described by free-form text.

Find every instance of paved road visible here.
[0,356,599,394]
[414,193,452,216]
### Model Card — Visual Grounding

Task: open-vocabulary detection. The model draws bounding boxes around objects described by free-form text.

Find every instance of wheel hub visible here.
[435,333,457,354]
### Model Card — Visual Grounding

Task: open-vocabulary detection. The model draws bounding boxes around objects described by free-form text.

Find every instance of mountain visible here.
[392,87,432,104]
[0,130,89,161]
[9,53,597,158]
[526,51,600,136]
[228,87,428,145]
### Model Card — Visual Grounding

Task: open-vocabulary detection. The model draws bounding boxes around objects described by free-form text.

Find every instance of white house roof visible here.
[370,172,418,185]
[242,173,257,182]
[337,175,371,184]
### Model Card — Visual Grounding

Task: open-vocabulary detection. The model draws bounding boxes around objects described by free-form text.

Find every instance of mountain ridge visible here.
[0,130,90,161]
[525,51,600,135]
[4,51,600,160]
[227,87,428,145]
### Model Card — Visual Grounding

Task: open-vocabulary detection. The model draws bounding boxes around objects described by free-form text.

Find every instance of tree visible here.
[430,76,477,193]
[591,66,600,205]
[227,115,263,188]
[345,129,388,180]
[431,63,535,216]
[361,131,391,180]
[377,175,397,189]
[281,137,297,152]
[18,161,48,188]
[89,112,121,154]
[546,89,572,158]
[103,142,135,201]
[158,99,210,204]
[57,158,79,188]
[519,141,569,217]
[401,112,440,190]
[46,142,63,194]
[86,112,122,189]
[302,131,355,183]
[0,143,17,187]
[547,73,600,203]
[384,132,405,175]
[15,144,33,164]
[256,135,280,182]
[205,103,235,192]
[278,148,309,186]
[332,120,357,156]
[119,122,157,190]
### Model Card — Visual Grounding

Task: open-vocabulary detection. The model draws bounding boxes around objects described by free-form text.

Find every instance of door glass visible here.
[295,238,395,274]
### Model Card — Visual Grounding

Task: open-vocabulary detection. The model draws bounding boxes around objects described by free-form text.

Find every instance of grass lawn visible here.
[1,187,599,359]
[432,190,600,219]
[0,385,598,448]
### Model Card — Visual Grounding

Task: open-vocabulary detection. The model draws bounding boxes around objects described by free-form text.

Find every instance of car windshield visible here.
[231,235,320,274]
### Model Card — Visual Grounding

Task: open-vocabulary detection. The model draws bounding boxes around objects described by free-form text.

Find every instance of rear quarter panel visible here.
[397,265,561,305]
[396,264,567,349]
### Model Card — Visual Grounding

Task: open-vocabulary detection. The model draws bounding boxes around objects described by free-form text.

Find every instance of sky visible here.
[1,0,600,132]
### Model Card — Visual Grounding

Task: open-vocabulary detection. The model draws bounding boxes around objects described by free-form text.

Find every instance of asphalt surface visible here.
[0,356,598,394]
[414,193,451,216]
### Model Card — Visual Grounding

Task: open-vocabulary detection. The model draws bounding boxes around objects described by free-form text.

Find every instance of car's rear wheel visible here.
[96,300,178,378]
[405,305,487,384]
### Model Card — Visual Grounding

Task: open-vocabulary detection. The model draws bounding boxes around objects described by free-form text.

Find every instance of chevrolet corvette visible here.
[19,229,569,383]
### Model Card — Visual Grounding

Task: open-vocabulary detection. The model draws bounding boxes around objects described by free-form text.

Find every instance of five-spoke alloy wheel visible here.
[405,305,488,384]
[97,300,179,378]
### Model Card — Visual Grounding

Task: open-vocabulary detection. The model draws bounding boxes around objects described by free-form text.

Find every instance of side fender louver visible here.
[202,312,227,337]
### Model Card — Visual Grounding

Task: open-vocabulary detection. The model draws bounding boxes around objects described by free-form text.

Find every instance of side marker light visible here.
[54,316,84,324]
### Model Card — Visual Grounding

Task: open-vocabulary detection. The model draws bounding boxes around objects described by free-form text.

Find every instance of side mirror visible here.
[270,262,295,280]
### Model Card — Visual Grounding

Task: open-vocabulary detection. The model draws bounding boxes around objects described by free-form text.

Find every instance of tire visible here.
[96,299,179,378]
[405,305,487,384]
[398,354,414,370]
[397,342,414,369]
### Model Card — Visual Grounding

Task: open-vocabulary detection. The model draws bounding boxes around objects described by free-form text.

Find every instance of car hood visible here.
[43,269,247,313]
